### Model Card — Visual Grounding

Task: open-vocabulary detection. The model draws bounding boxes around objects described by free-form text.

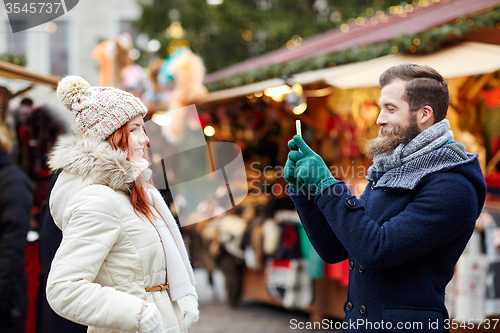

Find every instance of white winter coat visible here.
[46,135,196,333]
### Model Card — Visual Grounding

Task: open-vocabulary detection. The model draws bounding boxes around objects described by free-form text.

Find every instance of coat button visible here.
[358,265,365,273]
[347,198,356,207]
[349,261,354,270]
[345,302,353,311]
[371,181,376,189]
[360,305,367,315]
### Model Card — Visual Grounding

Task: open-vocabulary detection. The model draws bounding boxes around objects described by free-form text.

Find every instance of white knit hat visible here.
[57,76,147,140]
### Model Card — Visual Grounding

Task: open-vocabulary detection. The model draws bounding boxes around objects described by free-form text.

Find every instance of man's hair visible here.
[379,63,450,123]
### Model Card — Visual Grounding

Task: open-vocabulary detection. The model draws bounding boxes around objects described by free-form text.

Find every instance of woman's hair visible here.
[107,124,155,221]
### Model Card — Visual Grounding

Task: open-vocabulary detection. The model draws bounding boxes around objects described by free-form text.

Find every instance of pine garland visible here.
[0,53,27,67]
[206,6,500,92]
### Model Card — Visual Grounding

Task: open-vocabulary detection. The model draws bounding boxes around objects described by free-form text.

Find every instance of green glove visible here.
[284,139,304,194]
[292,135,338,195]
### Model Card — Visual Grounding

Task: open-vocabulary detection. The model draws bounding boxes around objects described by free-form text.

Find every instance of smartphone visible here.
[296,120,302,152]
[295,120,302,138]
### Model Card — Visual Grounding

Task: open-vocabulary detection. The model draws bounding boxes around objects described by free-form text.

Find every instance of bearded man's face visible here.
[366,78,422,159]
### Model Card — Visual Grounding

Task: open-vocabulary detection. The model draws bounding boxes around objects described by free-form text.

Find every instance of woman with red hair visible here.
[46,76,198,333]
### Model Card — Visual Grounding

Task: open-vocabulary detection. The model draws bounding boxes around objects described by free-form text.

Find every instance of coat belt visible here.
[145,283,169,292]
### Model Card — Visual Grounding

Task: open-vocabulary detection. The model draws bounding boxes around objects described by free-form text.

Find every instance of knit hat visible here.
[57,76,147,140]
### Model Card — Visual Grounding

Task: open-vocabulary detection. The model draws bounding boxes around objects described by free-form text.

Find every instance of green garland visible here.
[206,6,500,92]
[0,53,27,67]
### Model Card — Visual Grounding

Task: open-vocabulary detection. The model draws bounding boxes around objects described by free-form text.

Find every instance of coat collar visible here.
[47,134,135,192]
[367,143,473,190]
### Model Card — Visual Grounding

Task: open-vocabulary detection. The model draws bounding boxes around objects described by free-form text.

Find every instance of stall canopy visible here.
[0,60,60,88]
[204,0,500,84]
[203,42,500,102]
[324,42,500,89]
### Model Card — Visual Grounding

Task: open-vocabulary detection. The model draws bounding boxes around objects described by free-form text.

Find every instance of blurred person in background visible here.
[0,119,33,333]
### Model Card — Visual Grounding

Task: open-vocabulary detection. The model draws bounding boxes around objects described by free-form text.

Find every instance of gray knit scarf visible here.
[368,119,454,173]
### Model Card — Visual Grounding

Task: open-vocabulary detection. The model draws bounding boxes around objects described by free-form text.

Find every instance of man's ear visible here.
[419,105,434,129]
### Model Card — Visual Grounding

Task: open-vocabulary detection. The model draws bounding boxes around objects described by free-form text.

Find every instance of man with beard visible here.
[285,64,486,332]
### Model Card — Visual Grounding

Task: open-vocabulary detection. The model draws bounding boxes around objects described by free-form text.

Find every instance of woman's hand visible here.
[177,292,199,330]
[138,302,163,333]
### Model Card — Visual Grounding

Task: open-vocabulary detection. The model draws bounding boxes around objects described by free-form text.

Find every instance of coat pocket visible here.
[382,307,444,332]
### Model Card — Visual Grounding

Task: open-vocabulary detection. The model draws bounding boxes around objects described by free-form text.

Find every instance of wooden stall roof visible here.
[0,61,61,88]
[205,0,500,84]
[204,42,500,102]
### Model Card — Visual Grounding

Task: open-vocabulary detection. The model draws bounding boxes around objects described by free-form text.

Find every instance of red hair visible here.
[107,124,155,222]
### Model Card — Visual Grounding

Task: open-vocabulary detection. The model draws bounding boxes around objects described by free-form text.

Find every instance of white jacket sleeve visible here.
[46,190,144,332]
[176,292,199,330]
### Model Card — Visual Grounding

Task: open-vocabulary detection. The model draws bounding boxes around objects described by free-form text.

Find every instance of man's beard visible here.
[365,115,421,160]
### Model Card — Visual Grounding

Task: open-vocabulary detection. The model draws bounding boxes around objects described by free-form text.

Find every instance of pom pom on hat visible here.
[56,75,148,140]
[57,75,90,111]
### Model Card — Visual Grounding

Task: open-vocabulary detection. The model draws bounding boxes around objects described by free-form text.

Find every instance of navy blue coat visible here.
[291,146,486,332]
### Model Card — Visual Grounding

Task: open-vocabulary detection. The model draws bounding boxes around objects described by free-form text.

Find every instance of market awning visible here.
[204,0,500,83]
[203,42,500,102]
[323,42,500,89]
[0,60,61,88]
[204,78,285,103]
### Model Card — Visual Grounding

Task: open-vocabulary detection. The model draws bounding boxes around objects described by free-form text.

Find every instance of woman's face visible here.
[127,115,149,163]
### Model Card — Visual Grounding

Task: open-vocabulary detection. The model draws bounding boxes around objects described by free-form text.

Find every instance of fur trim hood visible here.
[48,134,135,192]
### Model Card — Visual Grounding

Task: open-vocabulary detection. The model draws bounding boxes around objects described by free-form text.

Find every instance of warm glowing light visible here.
[255,91,263,98]
[271,95,284,103]
[293,103,307,115]
[166,21,185,39]
[340,24,350,33]
[204,126,215,136]
[264,85,292,98]
[410,45,417,53]
[456,18,463,25]
[241,30,253,41]
[413,38,420,45]
[291,83,303,97]
[355,17,365,25]
[151,112,172,126]
[286,40,297,50]
[391,46,398,53]
[365,8,374,16]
